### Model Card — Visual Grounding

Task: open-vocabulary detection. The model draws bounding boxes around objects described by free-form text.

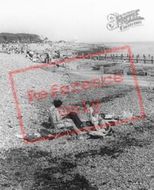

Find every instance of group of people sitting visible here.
[2,43,27,54]
[48,99,116,139]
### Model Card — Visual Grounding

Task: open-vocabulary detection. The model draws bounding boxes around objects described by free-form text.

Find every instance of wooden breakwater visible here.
[81,54,154,64]
[85,53,154,77]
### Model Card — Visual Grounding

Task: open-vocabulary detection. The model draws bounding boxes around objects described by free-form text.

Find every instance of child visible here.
[85,101,112,136]
[85,101,103,131]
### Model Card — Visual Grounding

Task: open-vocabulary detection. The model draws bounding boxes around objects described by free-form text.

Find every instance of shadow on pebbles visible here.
[0,123,153,190]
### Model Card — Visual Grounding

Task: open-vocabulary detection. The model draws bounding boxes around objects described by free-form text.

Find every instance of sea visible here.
[104,42,154,56]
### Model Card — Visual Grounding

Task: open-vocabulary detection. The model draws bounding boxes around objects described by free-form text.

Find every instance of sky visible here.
[0,0,154,42]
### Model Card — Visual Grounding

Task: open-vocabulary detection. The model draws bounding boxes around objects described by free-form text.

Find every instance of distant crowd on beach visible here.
[1,42,28,54]
[0,42,72,64]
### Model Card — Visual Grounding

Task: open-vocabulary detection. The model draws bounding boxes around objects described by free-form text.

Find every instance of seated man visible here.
[26,50,34,60]
[48,99,84,136]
